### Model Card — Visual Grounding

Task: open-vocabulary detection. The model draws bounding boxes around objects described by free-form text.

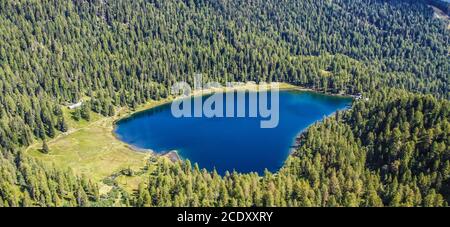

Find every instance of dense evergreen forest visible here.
[0,0,448,206]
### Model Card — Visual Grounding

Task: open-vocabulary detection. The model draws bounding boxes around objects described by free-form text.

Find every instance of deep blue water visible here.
[114,90,352,175]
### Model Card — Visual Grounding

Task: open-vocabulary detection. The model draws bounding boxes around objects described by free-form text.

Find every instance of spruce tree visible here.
[42,139,50,154]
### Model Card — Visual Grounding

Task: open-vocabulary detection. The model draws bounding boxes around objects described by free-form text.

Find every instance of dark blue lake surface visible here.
[114,90,352,175]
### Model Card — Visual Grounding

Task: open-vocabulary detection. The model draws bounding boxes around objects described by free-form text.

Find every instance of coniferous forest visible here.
[0,0,449,207]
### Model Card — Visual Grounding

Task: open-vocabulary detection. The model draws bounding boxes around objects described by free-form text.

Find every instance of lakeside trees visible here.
[134,89,449,207]
[0,0,448,151]
[0,0,448,206]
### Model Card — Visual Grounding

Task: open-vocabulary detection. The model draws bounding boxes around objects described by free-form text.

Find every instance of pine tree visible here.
[72,109,81,121]
[108,104,115,116]
[80,103,91,121]
[42,139,50,154]
[57,117,68,132]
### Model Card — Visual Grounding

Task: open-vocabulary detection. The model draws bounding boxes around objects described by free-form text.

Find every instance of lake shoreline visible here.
[114,82,354,125]
[113,83,354,171]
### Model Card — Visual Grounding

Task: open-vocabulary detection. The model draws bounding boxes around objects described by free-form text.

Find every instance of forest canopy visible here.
[0,0,448,207]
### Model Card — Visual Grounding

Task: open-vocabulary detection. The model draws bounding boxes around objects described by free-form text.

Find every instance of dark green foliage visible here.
[0,0,447,153]
[72,109,81,121]
[41,139,49,154]
[0,151,98,207]
[57,117,68,132]
[80,103,91,121]
[0,0,448,206]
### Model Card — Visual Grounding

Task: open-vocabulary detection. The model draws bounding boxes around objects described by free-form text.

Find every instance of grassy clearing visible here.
[27,118,149,181]
[26,101,170,192]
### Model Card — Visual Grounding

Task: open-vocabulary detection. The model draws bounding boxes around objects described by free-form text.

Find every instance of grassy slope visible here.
[25,103,166,193]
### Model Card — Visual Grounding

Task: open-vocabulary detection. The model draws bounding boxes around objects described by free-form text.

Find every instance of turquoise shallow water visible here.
[115,90,352,175]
